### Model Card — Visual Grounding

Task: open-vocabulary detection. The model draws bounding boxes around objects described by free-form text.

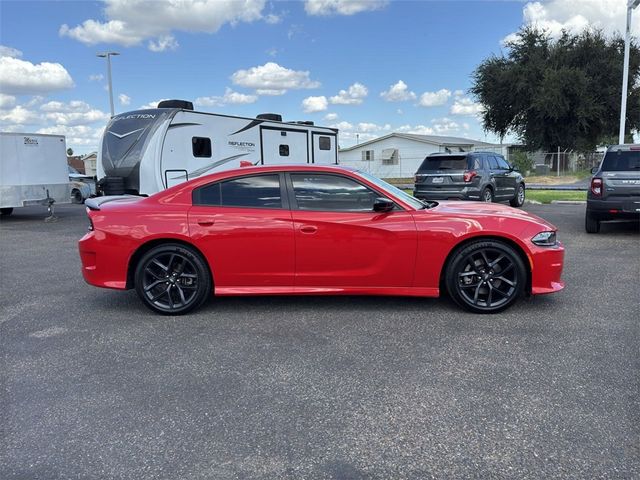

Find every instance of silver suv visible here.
[585,145,640,233]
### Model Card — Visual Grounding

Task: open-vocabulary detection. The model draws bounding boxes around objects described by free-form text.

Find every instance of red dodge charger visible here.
[79,165,564,314]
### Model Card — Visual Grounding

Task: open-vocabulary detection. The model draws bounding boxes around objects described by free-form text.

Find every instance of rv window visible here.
[318,136,331,150]
[279,145,290,157]
[192,137,212,158]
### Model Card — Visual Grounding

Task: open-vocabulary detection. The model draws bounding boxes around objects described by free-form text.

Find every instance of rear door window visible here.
[193,174,282,209]
[487,156,499,170]
[601,150,640,171]
[418,155,470,171]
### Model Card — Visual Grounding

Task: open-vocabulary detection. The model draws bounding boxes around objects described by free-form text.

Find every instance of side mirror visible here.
[373,197,394,213]
[590,166,599,174]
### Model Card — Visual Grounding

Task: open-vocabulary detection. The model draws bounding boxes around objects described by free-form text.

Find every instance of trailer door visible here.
[261,127,308,164]
[312,132,337,165]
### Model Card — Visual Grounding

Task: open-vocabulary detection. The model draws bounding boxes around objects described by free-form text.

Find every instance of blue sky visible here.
[0,0,636,153]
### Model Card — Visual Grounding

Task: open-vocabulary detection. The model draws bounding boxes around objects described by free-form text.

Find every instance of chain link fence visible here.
[513,151,603,177]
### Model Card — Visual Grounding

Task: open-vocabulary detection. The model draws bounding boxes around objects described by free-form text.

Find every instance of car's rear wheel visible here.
[481,187,494,203]
[71,189,83,204]
[134,244,211,315]
[446,240,526,313]
[585,213,600,233]
[509,183,525,207]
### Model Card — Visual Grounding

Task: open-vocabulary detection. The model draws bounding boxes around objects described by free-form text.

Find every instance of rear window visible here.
[601,150,640,171]
[418,155,471,171]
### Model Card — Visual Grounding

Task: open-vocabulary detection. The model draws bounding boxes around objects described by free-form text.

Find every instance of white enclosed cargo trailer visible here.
[0,132,70,216]
[97,100,339,196]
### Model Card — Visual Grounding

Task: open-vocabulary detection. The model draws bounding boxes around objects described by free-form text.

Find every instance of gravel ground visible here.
[1,203,638,479]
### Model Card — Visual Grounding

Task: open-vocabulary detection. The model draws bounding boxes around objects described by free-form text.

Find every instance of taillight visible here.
[86,208,94,231]
[591,178,603,196]
[463,170,477,182]
[415,174,425,183]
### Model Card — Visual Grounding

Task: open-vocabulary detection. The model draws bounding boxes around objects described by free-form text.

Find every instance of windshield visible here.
[418,155,470,171]
[601,150,640,171]
[355,170,427,210]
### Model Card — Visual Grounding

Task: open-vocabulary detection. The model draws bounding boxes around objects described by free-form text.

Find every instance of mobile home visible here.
[97,100,339,196]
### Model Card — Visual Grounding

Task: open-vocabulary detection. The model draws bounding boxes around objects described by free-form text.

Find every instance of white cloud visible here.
[454,89,465,97]
[231,62,320,94]
[431,117,461,134]
[0,94,16,109]
[324,112,338,121]
[418,89,451,107]
[380,80,416,102]
[119,94,131,106]
[265,14,282,24]
[40,100,110,126]
[148,35,179,52]
[397,124,436,135]
[0,45,22,58]
[302,95,328,113]
[266,47,279,57]
[0,56,74,95]
[505,0,640,44]
[450,97,485,116]
[305,0,387,16]
[89,73,104,82]
[330,82,368,105]
[37,124,105,147]
[139,99,169,110]
[329,121,354,131]
[0,105,41,125]
[195,88,258,107]
[60,0,269,51]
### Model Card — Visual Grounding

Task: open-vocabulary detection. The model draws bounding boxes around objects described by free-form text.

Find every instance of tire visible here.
[446,240,526,314]
[134,243,212,315]
[585,213,600,233]
[509,183,525,207]
[481,187,494,203]
[0,207,13,216]
[71,189,84,204]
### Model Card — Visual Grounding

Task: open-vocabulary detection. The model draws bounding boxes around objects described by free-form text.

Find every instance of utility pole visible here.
[619,0,639,144]
[97,52,120,117]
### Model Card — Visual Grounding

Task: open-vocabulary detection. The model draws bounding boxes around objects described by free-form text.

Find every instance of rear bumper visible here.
[530,241,565,295]
[414,185,481,201]
[78,231,130,290]
[586,197,640,220]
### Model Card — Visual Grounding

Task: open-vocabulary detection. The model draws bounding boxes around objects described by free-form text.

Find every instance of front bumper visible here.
[529,241,565,295]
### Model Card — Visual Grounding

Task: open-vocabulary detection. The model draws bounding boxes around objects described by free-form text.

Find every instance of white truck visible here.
[97,100,339,196]
[0,132,71,216]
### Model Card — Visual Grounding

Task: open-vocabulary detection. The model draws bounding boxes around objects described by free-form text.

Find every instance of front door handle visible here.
[300,225,318,234]
[197,219,215,226]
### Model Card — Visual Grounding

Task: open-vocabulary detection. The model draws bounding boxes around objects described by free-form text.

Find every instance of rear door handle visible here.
[300,225,318,234]
[197,219,215,226]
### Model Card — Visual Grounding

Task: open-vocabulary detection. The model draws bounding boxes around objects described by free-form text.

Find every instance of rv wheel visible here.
[0,208,13,216]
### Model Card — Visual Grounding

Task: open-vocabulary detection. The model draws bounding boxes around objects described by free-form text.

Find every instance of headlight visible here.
[531,231,556,246]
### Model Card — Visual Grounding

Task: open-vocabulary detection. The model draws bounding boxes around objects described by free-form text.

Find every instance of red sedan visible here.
[79,165,564,314]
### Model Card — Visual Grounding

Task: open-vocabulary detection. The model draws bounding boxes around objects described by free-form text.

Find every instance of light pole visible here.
[97,52,120,117]
[619,0,639,144]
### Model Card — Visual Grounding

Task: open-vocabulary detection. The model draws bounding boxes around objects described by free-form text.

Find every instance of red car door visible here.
[189,173,295,288]
[288,172,417,288]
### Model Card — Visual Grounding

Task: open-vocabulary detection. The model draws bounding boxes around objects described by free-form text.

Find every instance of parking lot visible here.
[1,203,638,479]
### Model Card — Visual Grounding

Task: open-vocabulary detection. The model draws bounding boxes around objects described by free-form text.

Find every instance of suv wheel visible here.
[509,184,525,207]
[481,187,494,203]
[585,213,600,234]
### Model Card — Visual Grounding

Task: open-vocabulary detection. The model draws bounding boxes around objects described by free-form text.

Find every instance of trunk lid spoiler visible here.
[85,195,143,211]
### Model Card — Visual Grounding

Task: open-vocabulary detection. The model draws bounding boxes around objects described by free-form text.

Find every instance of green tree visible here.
[471,27,640,151]
[66,147,74,156]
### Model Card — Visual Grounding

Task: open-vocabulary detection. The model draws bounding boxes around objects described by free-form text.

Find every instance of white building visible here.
[339,133,498,178]
[82,152,97,177]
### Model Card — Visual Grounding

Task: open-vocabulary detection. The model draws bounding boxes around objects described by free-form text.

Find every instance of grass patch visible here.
[526,190,586,203]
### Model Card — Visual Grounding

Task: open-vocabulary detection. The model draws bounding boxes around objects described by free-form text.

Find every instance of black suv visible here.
[413,152,525,207]
[585,145,640,233]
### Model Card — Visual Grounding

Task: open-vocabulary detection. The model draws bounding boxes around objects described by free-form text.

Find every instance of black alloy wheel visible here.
[481,187,494,203]
[510,183,525,207]
[446,240,526,313]
[134,244,211,315]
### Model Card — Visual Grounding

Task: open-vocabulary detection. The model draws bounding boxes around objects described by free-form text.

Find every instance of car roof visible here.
[606,144,640,152]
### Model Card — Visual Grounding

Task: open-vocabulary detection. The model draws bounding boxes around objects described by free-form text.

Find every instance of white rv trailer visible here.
[97,100,339,196]
[0,132,70,216]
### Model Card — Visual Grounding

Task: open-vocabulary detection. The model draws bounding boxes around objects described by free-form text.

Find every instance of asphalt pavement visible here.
[1,203,638,479]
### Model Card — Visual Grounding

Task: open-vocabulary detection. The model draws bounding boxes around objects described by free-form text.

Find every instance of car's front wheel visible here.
[509,183,525,207]
[134,243,212,315]
[446,240,526,313]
